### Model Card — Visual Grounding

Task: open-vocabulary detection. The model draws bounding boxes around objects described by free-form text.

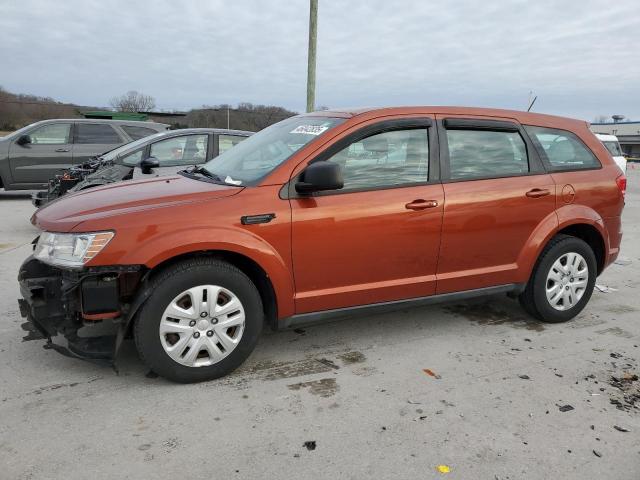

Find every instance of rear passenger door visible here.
[72,123,124,163]
[436,117,556,294]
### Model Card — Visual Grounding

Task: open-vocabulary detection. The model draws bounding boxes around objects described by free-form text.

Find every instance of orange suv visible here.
[18,107,625,383]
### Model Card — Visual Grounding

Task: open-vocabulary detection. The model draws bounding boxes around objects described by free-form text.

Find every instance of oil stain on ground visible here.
[287,378,339,397]
[444,302,544,332]
[605,304,638,315]
[243,358,338,381]
[595,327,635,339]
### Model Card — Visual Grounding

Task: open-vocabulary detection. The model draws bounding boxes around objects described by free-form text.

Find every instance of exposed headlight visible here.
[34,231,114,268]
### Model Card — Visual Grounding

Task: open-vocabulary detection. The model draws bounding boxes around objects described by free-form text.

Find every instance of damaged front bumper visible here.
[18,255,144,363]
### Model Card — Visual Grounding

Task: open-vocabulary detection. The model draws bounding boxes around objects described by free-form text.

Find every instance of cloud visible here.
[1,0,638,120]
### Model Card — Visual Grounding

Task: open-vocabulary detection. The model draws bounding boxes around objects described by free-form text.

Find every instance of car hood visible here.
[33,174,242,232]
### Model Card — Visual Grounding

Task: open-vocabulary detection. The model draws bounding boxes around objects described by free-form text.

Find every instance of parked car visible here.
[595,133,627,172]
[0,119,169,191]
[32,128,252,207]
[18,106,625,383]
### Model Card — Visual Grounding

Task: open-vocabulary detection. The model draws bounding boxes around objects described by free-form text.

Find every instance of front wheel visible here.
[519,235,597,323]
[134,258,263,383]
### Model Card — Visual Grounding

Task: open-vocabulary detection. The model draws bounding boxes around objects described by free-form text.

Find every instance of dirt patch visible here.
[337,351,366,365]
[243,358,337,381]
[287,378,339,397]
[595,327,635,339]
[605,305,638,315]
[444,302,544,332]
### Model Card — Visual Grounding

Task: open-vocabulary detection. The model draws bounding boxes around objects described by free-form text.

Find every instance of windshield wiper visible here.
[183,166,226,183]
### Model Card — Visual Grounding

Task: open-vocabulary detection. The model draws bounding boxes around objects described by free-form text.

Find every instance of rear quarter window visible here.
[525,126,600,170]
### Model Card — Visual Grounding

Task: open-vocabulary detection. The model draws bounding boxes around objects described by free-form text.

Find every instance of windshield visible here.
[603,140,623,156]
[201,116,344,185]
[101,131,167,162]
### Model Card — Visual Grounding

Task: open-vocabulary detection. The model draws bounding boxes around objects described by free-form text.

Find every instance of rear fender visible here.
[516,205,607,282]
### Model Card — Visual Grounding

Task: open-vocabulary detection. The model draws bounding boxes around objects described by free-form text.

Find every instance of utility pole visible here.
[306,0,318,113]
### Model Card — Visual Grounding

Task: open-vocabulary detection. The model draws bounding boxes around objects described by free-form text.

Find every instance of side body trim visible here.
[279,283,523,329]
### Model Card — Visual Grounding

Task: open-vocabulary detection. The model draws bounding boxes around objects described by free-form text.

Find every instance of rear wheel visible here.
[519,234,597,323]
[135,258,263,383]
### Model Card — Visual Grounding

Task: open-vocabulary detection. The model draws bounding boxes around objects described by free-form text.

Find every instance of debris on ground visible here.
[613,425,630,432]
[593,450,602,458]
[614,257,632,266]
[423,368,442,379]
[293,328,306,335]
[518,375,531,380]
[595,284,618,293]
[303,441,316,451]
[558,404,574,412]
[608,371,639,412]
[436,465,451,473]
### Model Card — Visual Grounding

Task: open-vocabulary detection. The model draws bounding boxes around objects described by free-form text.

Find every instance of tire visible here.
[519,234,597,323]
[134,258,263,383]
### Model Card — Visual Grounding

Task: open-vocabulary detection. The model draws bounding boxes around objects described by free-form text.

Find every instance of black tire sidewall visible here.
[135,262,263,383]
[531,237,597,323]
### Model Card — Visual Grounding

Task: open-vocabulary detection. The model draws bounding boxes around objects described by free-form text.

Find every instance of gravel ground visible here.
[0,171,638,479]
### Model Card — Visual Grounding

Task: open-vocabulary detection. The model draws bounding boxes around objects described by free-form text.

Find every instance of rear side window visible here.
[121,125,159,141]
[75,124,121,144]
[525,126,600,170]
[603,141,622,157]
[446,130,528,180]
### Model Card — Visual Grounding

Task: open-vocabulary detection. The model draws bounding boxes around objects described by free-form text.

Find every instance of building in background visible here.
[591,118,640,159]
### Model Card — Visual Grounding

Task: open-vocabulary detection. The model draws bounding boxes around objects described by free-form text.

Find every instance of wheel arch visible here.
[147,249,280,329]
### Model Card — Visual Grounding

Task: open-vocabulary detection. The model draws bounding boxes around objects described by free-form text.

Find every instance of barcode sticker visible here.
[290,125,329,135]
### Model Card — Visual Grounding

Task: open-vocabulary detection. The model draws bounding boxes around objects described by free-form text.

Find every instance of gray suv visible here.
[0,119,169,190]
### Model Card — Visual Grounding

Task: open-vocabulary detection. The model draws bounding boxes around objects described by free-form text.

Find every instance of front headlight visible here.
[34,231,114,268]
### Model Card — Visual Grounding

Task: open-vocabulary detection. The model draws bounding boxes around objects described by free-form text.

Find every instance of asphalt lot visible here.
[0,173,638,480]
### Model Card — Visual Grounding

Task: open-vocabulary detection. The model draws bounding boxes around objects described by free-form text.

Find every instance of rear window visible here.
[446,129,528,180]
[75,123,121,144]
[525,126,600,170]
[121,125,159,141]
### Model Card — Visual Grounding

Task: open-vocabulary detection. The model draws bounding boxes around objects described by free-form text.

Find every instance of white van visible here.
[595,133,627,172]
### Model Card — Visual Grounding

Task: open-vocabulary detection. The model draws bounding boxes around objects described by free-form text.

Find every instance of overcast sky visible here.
[1,0,638,121]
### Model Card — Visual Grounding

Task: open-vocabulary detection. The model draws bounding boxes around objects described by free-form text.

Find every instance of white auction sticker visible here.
[290,125,329,135]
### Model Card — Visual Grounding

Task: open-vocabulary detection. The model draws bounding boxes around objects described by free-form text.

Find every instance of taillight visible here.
[616,174,627,197]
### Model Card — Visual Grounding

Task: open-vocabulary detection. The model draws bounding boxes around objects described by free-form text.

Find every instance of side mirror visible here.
[16,134,31,146]
[295,161,343,194]
[139,156,160,174]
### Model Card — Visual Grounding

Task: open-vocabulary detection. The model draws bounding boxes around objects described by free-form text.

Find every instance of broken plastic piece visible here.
[436,465,451,473]
[558,404,574,412]
[423,368,442,379]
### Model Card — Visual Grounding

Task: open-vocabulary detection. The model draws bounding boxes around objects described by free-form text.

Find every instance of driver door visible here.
[132,134,210,179]
[290,118,444,313]
[8,122,73,186]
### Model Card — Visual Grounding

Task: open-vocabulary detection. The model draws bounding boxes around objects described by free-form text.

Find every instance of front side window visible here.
[218,134,249,155]
[325,128,429,190]
[121,125,159,141]
[202,116,344,185]
[149,135,208,166]
[446,129,528,180]
[120,149,143,166]
[75,123,121,144]
[525,126,600,170]
[28,123,71,144]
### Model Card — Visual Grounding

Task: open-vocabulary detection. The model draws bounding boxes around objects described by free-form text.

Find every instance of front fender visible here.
[101,226,295,318]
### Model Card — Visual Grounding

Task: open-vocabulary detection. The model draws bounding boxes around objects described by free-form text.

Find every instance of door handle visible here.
[55,148,70,152]
[525,188,550,198]
[405,199,439,210]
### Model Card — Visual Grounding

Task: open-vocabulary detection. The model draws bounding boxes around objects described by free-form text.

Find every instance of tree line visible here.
[0,88,297,132]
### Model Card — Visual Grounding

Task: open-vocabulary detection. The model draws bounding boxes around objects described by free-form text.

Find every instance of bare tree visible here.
[109,90,156,112]
[593,115,608,123]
